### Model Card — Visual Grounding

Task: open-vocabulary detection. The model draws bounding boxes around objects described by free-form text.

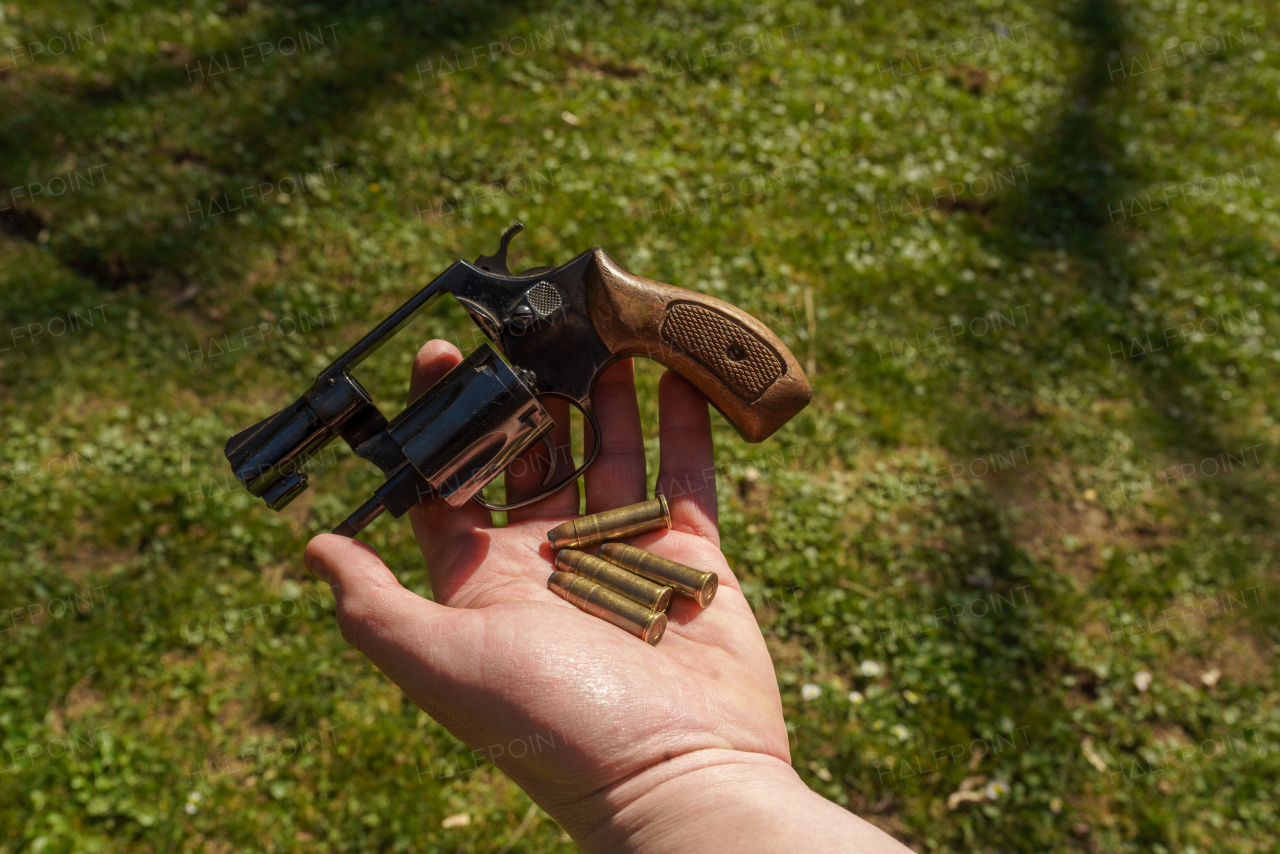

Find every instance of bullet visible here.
[598,543,718,608]
[547,571,667,646]
[547,495,671,550]
[555,550,673,612]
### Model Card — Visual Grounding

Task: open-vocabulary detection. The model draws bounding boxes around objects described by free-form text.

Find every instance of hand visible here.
[305,340,912,853]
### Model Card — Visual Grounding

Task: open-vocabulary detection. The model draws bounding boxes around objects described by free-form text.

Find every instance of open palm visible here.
[305,339,792,845]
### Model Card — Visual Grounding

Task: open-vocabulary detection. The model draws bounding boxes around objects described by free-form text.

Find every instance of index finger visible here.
[405,340,494,570]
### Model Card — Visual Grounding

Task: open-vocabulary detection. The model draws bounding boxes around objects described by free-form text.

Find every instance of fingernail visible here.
[304,552,326,582]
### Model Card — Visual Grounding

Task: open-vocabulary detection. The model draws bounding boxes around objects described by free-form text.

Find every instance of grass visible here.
[1,0,1278,851]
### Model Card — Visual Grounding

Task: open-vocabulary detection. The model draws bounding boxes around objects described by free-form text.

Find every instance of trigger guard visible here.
[471,401,602,512]
[539,432,558,487]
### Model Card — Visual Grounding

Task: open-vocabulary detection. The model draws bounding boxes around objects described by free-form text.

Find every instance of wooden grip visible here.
[583,249,811,442]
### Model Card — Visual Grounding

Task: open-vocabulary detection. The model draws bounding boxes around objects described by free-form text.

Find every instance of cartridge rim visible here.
[641,612,667,646]
[696,573,718,608]
[657,493,671,530]
[597,542,717,609]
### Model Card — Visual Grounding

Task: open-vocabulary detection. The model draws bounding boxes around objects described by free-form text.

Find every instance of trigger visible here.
[540,431,558,487]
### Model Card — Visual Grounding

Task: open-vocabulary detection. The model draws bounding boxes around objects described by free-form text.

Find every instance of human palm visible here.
[305,340,790,843]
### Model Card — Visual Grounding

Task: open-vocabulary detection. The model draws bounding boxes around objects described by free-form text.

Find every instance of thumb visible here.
[304,534,465,679]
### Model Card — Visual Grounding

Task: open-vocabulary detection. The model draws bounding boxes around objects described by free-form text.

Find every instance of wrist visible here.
[570,749,911,854]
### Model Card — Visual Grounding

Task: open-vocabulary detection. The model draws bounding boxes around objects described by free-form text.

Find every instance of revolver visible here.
[224,224,811,536]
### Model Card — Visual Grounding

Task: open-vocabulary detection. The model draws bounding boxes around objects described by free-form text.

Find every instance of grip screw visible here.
[511,304,534,329]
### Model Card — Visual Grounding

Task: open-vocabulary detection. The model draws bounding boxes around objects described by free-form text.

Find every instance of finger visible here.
[656,370,718,546]
[408,338,463,401]
[304,534,474,718]
[406,340,493,567]
[503,396,580,524]
[304,535,455,655]
[583,358,647,514]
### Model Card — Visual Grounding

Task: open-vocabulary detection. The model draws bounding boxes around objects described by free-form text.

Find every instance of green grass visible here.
[1,0,1278,850]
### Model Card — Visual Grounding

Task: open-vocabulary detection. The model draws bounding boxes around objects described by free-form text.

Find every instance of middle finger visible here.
[582,358,648,513]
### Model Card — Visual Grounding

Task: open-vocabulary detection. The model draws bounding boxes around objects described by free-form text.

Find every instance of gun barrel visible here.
[224,397,333,510]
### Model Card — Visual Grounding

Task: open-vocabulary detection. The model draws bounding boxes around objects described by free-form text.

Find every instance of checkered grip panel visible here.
[527,281,562,317]
[660,301,783,402]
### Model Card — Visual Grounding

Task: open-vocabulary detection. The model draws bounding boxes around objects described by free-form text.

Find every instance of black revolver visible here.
[224,224,811,536]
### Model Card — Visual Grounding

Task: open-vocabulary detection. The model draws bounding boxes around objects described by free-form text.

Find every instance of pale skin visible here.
[305,339,916,853]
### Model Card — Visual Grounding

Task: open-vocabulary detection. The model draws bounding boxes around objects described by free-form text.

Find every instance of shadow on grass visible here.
[879,11,1274,842]
[0,0,533,312]
[976,0,1255,462]
[846,5,1237,842]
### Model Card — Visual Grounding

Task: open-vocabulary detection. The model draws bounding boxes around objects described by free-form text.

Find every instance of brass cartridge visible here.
[547,571,667,646]
[598,542,718,608]
[555,549,673,613]
[546,495,671,550]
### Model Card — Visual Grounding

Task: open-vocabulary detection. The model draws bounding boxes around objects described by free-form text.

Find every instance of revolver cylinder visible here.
[334,344,554,536]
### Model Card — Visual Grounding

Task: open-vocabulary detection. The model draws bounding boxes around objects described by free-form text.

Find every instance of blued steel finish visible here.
[225,224,615,524]
[598,542,719,608]
[224,371,381,511]
[546,495,671,550]
[384,345,553,507]
[325,345,553,536]
[554,550,673,612]
[547,570,667,646]
[225,222,812,534]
